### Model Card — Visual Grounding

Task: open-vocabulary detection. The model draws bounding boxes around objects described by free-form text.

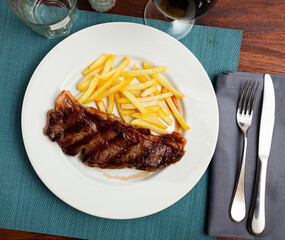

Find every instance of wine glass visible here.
[144,0,217,40]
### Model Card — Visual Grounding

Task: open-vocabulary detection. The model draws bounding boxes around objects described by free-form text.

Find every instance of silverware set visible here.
[229,74,275,236]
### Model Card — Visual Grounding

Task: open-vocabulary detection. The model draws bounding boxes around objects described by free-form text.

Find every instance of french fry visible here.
[117,92,173,104]
[75,91,85,101]
[120,87,147,114]
[142,62,155,78]
[96,77,134,100]
[131,113,157,124]
[87,67,117,92]
[154,89,161,95]
[96,66,120,90]
[133,64,151,83]
[158,100,172,116]
[132,113,167,129]
[131,119,167,135]
[94,62,120,91]
[117,98,131,104]
[115,92,132,124]
[150,113,168,129]
[121,65,167,77]
[100,67,118,82]
[121,100,158,110]
[107,93,114,113]
[143,62,185,98]
[171,96,180,111]
[121,109,137,115]
[141,85,158,97]
[125,79,156,91]
[96,100,107,113]
[77,66,103,91]
[79,75,100,104]
[90,57,130,101]
[162,88,190,130]
[83,54,109,76]
[157,108,173,126]
[133,92,141,97]
[145,106,160,112]
[139,92,173,102]
[101,54,116,76]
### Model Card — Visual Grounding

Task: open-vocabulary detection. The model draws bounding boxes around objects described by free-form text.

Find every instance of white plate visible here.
[22,22,219,219]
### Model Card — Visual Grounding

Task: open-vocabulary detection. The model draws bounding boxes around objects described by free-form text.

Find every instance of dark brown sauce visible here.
[95,168,150,181]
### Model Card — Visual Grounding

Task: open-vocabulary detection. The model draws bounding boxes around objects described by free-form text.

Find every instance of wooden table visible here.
[1,0,284,239]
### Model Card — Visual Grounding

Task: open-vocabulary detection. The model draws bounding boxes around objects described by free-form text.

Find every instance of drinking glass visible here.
[144,0,217,40]
[6,0,78,39]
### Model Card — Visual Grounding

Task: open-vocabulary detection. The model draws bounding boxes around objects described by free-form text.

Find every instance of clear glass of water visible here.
[6,0,78,39]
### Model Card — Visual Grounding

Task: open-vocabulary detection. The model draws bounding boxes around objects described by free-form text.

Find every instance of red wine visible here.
[153,0,217,20]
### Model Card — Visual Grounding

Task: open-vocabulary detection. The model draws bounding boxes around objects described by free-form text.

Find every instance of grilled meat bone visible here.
[44,91,186,172]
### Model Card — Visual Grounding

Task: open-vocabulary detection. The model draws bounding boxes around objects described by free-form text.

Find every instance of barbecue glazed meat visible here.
[44,91,186,171]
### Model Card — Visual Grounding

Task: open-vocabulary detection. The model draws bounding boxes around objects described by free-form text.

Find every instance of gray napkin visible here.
[207,72,285,239]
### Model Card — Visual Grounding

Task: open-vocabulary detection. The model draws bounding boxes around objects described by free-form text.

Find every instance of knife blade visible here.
[248,74,275,235]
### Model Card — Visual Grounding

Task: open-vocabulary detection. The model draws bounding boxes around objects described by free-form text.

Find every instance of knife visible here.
[248,74,275,235]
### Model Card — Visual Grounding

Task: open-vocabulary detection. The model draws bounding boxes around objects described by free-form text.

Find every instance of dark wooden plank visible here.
[196,0,285,75]
[78,0,148,17]
[0,228,249,240]
[0,228,79,240]
[0,228,250,240]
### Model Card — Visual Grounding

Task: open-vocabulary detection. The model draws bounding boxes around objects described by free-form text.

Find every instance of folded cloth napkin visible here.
[207,72,285,240]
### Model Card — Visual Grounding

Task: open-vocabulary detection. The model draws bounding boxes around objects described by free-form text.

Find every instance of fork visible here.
[229,80,259,222]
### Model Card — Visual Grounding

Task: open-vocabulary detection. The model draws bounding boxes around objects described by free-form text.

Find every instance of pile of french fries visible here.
[76,53,190,134]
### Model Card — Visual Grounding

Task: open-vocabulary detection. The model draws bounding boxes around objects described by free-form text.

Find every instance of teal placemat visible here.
[0,3,242,240]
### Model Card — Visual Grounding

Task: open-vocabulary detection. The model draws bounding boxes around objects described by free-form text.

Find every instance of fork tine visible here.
[246,82,256,115]
[237,81,249,114]
[249,82,259,114]
[241,81,252,115]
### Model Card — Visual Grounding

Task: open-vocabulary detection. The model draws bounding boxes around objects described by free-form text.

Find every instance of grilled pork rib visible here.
[44,91,186,171]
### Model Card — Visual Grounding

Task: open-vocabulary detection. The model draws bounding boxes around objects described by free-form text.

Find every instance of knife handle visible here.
[248,157,268,235]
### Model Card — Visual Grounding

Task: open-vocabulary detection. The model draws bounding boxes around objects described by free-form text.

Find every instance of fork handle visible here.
[230,134,247,222]
[247,157,268,235]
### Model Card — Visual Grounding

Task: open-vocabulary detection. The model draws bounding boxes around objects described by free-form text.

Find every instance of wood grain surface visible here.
[1,0,284,239]
[79,0,285,75]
